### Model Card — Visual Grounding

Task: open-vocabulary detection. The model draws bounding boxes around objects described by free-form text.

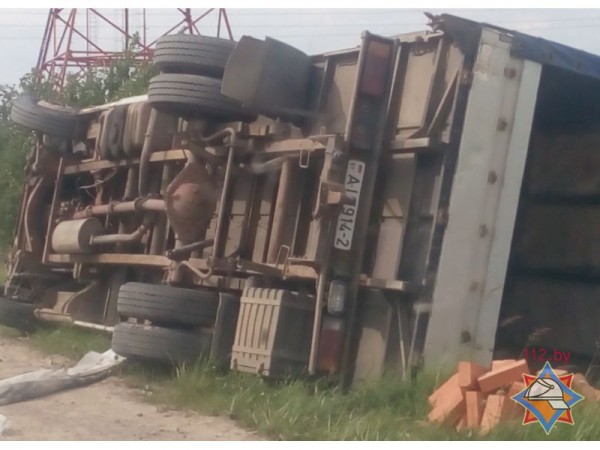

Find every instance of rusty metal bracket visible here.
[179,259,214,281]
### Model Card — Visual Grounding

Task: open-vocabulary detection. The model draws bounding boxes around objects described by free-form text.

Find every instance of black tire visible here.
[147,73,256,122]
[10,95,76,138]
[153,35,235,77]
[117,282,219,327]
[0,297,36,331]
[111,322,212,362]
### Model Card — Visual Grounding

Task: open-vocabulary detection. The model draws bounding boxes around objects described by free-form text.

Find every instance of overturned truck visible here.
[3,14,600,385]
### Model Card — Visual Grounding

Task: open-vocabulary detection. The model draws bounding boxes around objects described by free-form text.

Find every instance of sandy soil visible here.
[0,333,260,441]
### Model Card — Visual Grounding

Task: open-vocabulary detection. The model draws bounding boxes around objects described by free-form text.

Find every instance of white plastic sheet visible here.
[0,350,125,406]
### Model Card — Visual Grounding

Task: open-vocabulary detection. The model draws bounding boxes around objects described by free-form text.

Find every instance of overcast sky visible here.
[1,8,600,86]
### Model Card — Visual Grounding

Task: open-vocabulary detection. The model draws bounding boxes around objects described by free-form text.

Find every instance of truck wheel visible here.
[0,297,36,332]
[153,35,235,78]
[111,322,212,362]
[117,282,219,327]
[10,95,77,138]
[147,73,256,122]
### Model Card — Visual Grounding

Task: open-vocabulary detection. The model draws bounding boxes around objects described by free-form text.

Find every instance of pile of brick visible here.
[427,359,529,433]
[428,359,600,433]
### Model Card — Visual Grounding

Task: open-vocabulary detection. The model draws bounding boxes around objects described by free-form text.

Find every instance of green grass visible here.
[140,364,462,440]
[28,325,112,360]
[9,325,600,440]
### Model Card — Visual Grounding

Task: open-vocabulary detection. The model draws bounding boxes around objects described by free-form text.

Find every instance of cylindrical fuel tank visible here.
[51,218,104,254]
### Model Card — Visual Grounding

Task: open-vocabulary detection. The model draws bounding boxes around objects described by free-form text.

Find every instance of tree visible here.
[22,34,156,108]
[62,35,157,107]
[0,93,30,248]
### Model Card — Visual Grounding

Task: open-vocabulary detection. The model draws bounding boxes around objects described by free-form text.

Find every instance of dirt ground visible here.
[0,333,260,441]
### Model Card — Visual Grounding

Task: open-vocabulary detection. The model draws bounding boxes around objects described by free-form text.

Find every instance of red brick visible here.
[465,390,484,428]
[492,359,516,371]
[458,361,490,389]
[507,380,526,397]
[428,373,459,407]
[428,385,465,426]
[503,381,526,419]
[481,394,505,433]
[477,359,529,393]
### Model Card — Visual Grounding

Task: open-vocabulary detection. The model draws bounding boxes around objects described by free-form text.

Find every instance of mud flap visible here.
[221,36,310,121]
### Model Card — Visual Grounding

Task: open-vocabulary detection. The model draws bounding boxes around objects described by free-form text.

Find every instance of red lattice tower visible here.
[36,8,233,88]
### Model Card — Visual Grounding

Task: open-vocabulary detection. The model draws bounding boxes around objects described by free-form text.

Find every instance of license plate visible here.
[334,160,365,250]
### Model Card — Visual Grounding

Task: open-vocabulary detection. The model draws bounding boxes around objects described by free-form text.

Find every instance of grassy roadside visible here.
[3,325,600,440]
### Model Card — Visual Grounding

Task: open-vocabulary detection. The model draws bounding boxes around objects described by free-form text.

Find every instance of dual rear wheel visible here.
[111,282,219,363]
[147,34,255,122]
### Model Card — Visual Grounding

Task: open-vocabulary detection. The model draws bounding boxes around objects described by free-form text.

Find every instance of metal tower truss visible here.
[36,8,233,87]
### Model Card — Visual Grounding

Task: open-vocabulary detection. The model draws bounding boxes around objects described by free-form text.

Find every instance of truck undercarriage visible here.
[4,14,600,384]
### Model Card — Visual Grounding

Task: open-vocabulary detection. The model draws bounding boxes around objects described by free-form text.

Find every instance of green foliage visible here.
[60,35,157,107]
[0,99,29,252]
[20,34,155,108]
[19,72,63,104]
